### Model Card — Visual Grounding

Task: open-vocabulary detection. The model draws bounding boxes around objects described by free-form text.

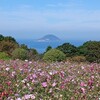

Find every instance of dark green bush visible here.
[20,44,28,50]
[45,46,52,52]
[78,41,100,63]
[0,34,4,41]
[12,48,28,60]
[0,52,10,60]
[43,49,66,62]
[57,43,78,57]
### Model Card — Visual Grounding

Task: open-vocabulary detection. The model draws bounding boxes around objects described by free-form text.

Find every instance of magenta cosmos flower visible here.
[80,82,87,87]
[41,82,47,87]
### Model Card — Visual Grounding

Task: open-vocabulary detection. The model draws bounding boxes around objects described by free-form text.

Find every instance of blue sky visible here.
[0,0,100,40]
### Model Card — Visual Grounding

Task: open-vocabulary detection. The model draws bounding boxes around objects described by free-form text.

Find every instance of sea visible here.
[17,39,85,53]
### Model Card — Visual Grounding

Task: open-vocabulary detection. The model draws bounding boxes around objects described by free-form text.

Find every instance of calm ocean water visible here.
[17,39,85,53]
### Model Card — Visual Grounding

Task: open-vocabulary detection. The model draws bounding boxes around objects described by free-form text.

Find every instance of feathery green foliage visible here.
[43,49,66,62]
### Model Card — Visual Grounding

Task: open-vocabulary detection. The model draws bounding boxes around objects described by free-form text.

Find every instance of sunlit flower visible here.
[25,60,28,62]
[88,79,93,87]
[32,74,37,79]
[52,82,57,87]
[42,82,47,87]
[11,71,16,77]
[49,88,52,93]
[80,87,86,94]
[16,98,22,100]
[6,81,11,86]
[30,94,35,99]
[5,67,10,71]
[29,61,32,64]
[80,82,87,87]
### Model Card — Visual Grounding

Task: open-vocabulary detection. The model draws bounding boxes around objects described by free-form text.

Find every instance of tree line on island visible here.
[0,34,100,63]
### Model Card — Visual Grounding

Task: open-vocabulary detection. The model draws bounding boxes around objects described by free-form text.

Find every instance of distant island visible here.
[37,34,61,42]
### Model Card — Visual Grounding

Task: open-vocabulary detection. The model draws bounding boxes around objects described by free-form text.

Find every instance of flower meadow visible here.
[0,60,100,100]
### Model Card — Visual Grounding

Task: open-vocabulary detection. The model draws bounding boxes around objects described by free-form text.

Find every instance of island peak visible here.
[37,34,60,42]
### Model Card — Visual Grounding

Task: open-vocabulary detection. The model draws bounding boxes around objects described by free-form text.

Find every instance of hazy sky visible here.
[0,0,100,40]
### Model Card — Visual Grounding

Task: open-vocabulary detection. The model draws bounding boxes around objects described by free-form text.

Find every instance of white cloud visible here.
[0,4,100,36]
[46,0,84,9]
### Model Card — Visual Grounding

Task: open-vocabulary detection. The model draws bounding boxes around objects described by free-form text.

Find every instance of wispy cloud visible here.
[0,6,100,32]
[0,0,100,40]
[46,0,84,9]
[47,3,68,8]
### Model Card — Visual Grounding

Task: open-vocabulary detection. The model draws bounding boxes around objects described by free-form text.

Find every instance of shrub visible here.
[12,48,28,60]
[71,56,86,62]
[57,43,78,57]
[0,40,18,55]
[0,52,10,60]
[43,49,66,62]
[78,41,100,63]
[28,48,38,60]
[45,46,52,52]
[20,44,28,50]
[0,34,4,41]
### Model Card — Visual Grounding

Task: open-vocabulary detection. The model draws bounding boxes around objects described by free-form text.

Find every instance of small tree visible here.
[57,43,78,57]
[71,56,86,62]
[20,44,28,50]
[46,46,52,52]
[0,40,18,55]
[28,48,38,60]
[78,41,100,63]
[0,52,10,60]
[43,49,66,62]
[4,36,17,43]
[0,35,18,56]
[12,48,28,60]
[0,34,4,41]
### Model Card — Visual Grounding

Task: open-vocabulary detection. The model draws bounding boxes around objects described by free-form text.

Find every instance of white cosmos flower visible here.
[5,67,10,71]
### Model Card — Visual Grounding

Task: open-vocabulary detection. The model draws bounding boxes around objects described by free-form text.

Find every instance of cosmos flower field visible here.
[0,60,100,100]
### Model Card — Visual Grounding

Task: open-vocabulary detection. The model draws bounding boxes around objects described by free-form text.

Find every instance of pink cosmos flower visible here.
[60,85,65,89]
[32,79,35,83]
[52,82,57,87]
[59,71,65,78]
[42,82,47,87]
[24,94,30,99]
[6,81,11,86]
[80,82,87,87]
[30,94,35,99]
[11,71,16,77]
[80,87,86,94]
[88,79,93,87]
[91,76,94,79]
[49,88,52,93]
[16,98,22,100]
[32,74,37,79]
